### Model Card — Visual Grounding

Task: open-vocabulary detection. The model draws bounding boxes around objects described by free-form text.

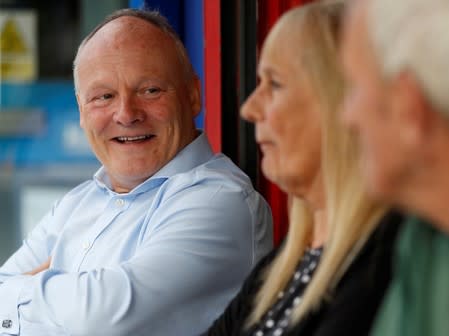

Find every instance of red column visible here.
[203,0,222,153]
[204,0,316,246]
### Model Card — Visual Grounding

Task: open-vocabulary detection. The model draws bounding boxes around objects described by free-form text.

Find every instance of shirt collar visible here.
[93,131,214,195]
[152,131,214,179]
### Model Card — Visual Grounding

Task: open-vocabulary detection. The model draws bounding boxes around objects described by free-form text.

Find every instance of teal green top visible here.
[372,216,449,336]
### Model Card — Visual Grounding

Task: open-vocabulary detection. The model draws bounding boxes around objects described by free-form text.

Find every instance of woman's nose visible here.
[240,89,264,123]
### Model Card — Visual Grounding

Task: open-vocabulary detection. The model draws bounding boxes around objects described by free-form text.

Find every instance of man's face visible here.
[341,2,411,199]
[75,17,200,193]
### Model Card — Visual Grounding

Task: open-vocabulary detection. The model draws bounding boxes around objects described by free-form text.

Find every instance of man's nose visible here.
[113,95,145,126]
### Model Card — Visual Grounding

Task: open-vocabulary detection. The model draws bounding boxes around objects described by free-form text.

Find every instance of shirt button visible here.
[82,241,90,250]
[2,320,12,328]
[115,198,125,207]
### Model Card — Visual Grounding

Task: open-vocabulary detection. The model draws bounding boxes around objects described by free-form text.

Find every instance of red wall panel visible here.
[204,0,316,246]
[204,0,222,153]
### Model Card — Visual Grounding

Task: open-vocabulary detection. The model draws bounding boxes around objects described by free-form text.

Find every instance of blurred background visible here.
[0,0,311,264]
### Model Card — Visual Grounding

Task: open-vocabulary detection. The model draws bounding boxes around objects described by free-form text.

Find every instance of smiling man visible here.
[0,9,272,336]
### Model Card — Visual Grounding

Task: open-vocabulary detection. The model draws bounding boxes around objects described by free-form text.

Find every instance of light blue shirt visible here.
[0,133,273,336]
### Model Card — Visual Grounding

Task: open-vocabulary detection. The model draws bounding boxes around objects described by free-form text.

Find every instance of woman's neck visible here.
[310,208,327,248]
[305,173,327,248]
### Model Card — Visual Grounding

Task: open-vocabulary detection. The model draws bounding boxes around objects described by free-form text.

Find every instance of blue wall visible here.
[130,0,205,129]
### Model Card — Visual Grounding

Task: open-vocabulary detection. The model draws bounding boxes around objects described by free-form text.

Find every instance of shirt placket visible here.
[73,195,132,271]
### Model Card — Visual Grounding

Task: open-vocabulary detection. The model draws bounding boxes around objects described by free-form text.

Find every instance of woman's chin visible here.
[262,169,288,193]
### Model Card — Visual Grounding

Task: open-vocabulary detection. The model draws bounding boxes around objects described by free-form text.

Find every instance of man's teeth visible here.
[117,135,151,142]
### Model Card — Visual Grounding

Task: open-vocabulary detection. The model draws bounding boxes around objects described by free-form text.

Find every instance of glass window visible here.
[0,0,127,263]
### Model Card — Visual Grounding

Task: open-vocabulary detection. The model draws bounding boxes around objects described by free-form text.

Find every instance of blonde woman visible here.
[206,1,402,335]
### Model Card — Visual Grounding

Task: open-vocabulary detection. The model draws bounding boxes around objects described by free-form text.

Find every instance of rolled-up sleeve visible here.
[0,276,29,335]
[0,206,59,284]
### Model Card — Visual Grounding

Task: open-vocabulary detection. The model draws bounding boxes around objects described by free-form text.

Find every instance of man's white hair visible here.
[366,0,449,114]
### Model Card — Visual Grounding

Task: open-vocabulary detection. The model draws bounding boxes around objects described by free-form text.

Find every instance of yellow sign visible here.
[1,19,28,54]
[0,10,37,82]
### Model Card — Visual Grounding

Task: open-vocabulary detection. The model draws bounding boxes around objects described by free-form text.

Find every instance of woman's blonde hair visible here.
[247,0,387,328]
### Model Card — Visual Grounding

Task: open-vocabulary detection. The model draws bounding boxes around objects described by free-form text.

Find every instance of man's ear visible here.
[76,94,85,129]
[189,76,202,118]
[391,71,433,146]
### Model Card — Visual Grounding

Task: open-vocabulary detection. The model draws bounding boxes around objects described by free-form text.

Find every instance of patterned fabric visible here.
[250,247,323,336]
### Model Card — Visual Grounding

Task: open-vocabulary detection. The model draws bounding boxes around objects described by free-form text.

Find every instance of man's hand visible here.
[24,257,52,276]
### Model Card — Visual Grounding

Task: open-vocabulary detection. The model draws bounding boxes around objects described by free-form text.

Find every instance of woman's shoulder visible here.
[356,209,404,271]
[236,244,283,300]
[370,210,404,245]
[206,245,282,336]
[288,210,405,336]
[342,209,404,286]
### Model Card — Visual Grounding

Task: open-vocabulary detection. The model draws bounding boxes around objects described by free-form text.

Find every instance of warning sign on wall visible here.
[0,10,37,81]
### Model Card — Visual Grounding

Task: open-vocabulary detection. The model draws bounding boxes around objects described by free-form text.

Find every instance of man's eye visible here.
[99,93,113,100]
[88,93,114,106]
[145,87,161,94]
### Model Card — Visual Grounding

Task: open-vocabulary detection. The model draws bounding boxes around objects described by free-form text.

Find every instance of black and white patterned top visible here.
[250,247,323,336]
[207,211,403,336]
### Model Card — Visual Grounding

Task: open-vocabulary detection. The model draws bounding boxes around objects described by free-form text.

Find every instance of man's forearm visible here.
[24,257,51,276]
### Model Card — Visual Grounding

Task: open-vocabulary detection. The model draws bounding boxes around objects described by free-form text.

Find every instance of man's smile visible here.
[113,134,155,144]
